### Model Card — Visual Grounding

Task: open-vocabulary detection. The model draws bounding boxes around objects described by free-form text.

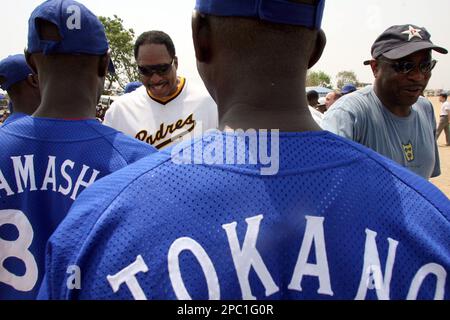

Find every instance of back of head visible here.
[27,0,109,56]
[0,54,40,115]
[194,0,325,76]
[26,0,111,116]
[0,54,33,93]
[193,0,326,131]
[307,90,319,105]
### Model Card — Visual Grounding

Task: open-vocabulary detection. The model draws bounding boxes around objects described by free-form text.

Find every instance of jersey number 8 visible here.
[0,209,38,292]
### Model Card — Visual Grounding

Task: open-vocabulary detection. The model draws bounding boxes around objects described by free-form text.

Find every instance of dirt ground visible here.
[429,97,449,198]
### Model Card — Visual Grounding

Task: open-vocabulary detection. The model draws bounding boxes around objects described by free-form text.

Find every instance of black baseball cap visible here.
[363,24,448,65]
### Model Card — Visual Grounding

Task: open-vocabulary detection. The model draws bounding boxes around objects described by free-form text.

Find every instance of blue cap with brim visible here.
[0,54,33,91]
[124,81,143,94]
[341,84,357,95]
[195,0,325,29]
[27,0,109,56]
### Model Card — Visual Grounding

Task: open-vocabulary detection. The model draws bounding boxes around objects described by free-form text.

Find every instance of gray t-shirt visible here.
[322,86,440,179]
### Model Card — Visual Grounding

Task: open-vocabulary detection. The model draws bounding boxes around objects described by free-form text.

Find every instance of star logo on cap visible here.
[402,26,423,41]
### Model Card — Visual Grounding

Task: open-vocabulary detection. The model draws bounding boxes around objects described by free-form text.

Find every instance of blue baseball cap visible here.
[27,0,109,56]
[0,54,33,91]
[195,0,325,29]
[341,84,357,95]
[124,81,143,94]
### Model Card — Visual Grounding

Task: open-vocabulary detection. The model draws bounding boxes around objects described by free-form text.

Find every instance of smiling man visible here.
[323,24,447,179]
[104,31,218,150]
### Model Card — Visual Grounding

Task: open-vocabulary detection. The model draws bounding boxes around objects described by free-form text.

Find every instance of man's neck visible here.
[34,95,96,119]
[220,104,321,132]
[216,77,321,132]
[9,101,34,116]
[33,79,97,119]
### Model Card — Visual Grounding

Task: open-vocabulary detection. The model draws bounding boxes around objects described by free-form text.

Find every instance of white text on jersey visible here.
[0,155,100,200]
[104,215,446,300]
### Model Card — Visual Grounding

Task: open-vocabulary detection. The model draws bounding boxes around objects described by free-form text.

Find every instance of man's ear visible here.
[308,29,326,69]
[27,73,39,88]
[369,60,380,78]
[98,52,110,78]
[25,51,38,74]
[192,11,212,63]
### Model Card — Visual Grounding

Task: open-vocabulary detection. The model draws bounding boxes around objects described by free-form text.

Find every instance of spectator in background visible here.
[0,54,41,122]
[124,81,143,94]
[307,89,324,126]
[0,109,10,124]
[341,83,357,95]
[323,24,447,179]
[96,103,108,122]
[317,97,327,113]
[307,89,319,107]
[325,90,342,110]
[436,92,450,146]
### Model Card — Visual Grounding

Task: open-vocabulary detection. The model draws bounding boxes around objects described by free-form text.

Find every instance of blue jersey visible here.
[39,131,449,300]
[1,112,27,126]
[0,115,156,299]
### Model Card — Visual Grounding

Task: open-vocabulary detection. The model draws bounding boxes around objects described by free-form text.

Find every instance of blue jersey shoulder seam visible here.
[332,135,449,222]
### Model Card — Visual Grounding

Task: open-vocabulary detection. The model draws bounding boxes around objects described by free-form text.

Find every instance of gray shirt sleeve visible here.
[322,108,356,140]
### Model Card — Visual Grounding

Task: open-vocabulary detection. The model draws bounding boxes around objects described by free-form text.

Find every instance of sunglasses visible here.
[379,58,437,75]
[138,59,175,77]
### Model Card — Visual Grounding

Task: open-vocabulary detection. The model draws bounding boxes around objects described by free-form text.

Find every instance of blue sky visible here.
[1,0,449,91]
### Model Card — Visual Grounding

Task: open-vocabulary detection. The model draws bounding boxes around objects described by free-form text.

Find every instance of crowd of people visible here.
[0,0,449,301]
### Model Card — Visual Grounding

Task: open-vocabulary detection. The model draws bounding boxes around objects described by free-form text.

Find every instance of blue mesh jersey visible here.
[0,115,156,300]
[39,131,449,300]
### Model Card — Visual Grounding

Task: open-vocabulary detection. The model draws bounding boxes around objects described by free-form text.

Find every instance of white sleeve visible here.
[103,102,118,128]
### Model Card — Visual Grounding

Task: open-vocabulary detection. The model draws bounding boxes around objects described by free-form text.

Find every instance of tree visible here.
[336,71,359,90]
[99,15,139,93]
[306,71,332,88]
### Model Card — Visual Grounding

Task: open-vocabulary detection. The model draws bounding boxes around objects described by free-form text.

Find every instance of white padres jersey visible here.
[104,77,218,150]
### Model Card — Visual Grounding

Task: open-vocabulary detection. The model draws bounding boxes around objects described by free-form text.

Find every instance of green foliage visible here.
[306,71,332,88]
[99,15,139,92]
[336,71,359,89]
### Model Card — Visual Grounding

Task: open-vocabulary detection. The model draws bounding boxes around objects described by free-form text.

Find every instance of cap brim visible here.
[383,41,448,60]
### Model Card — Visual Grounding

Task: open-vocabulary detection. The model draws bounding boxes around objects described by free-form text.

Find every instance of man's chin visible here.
[398,96,421,108]
[148,84,170,98]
